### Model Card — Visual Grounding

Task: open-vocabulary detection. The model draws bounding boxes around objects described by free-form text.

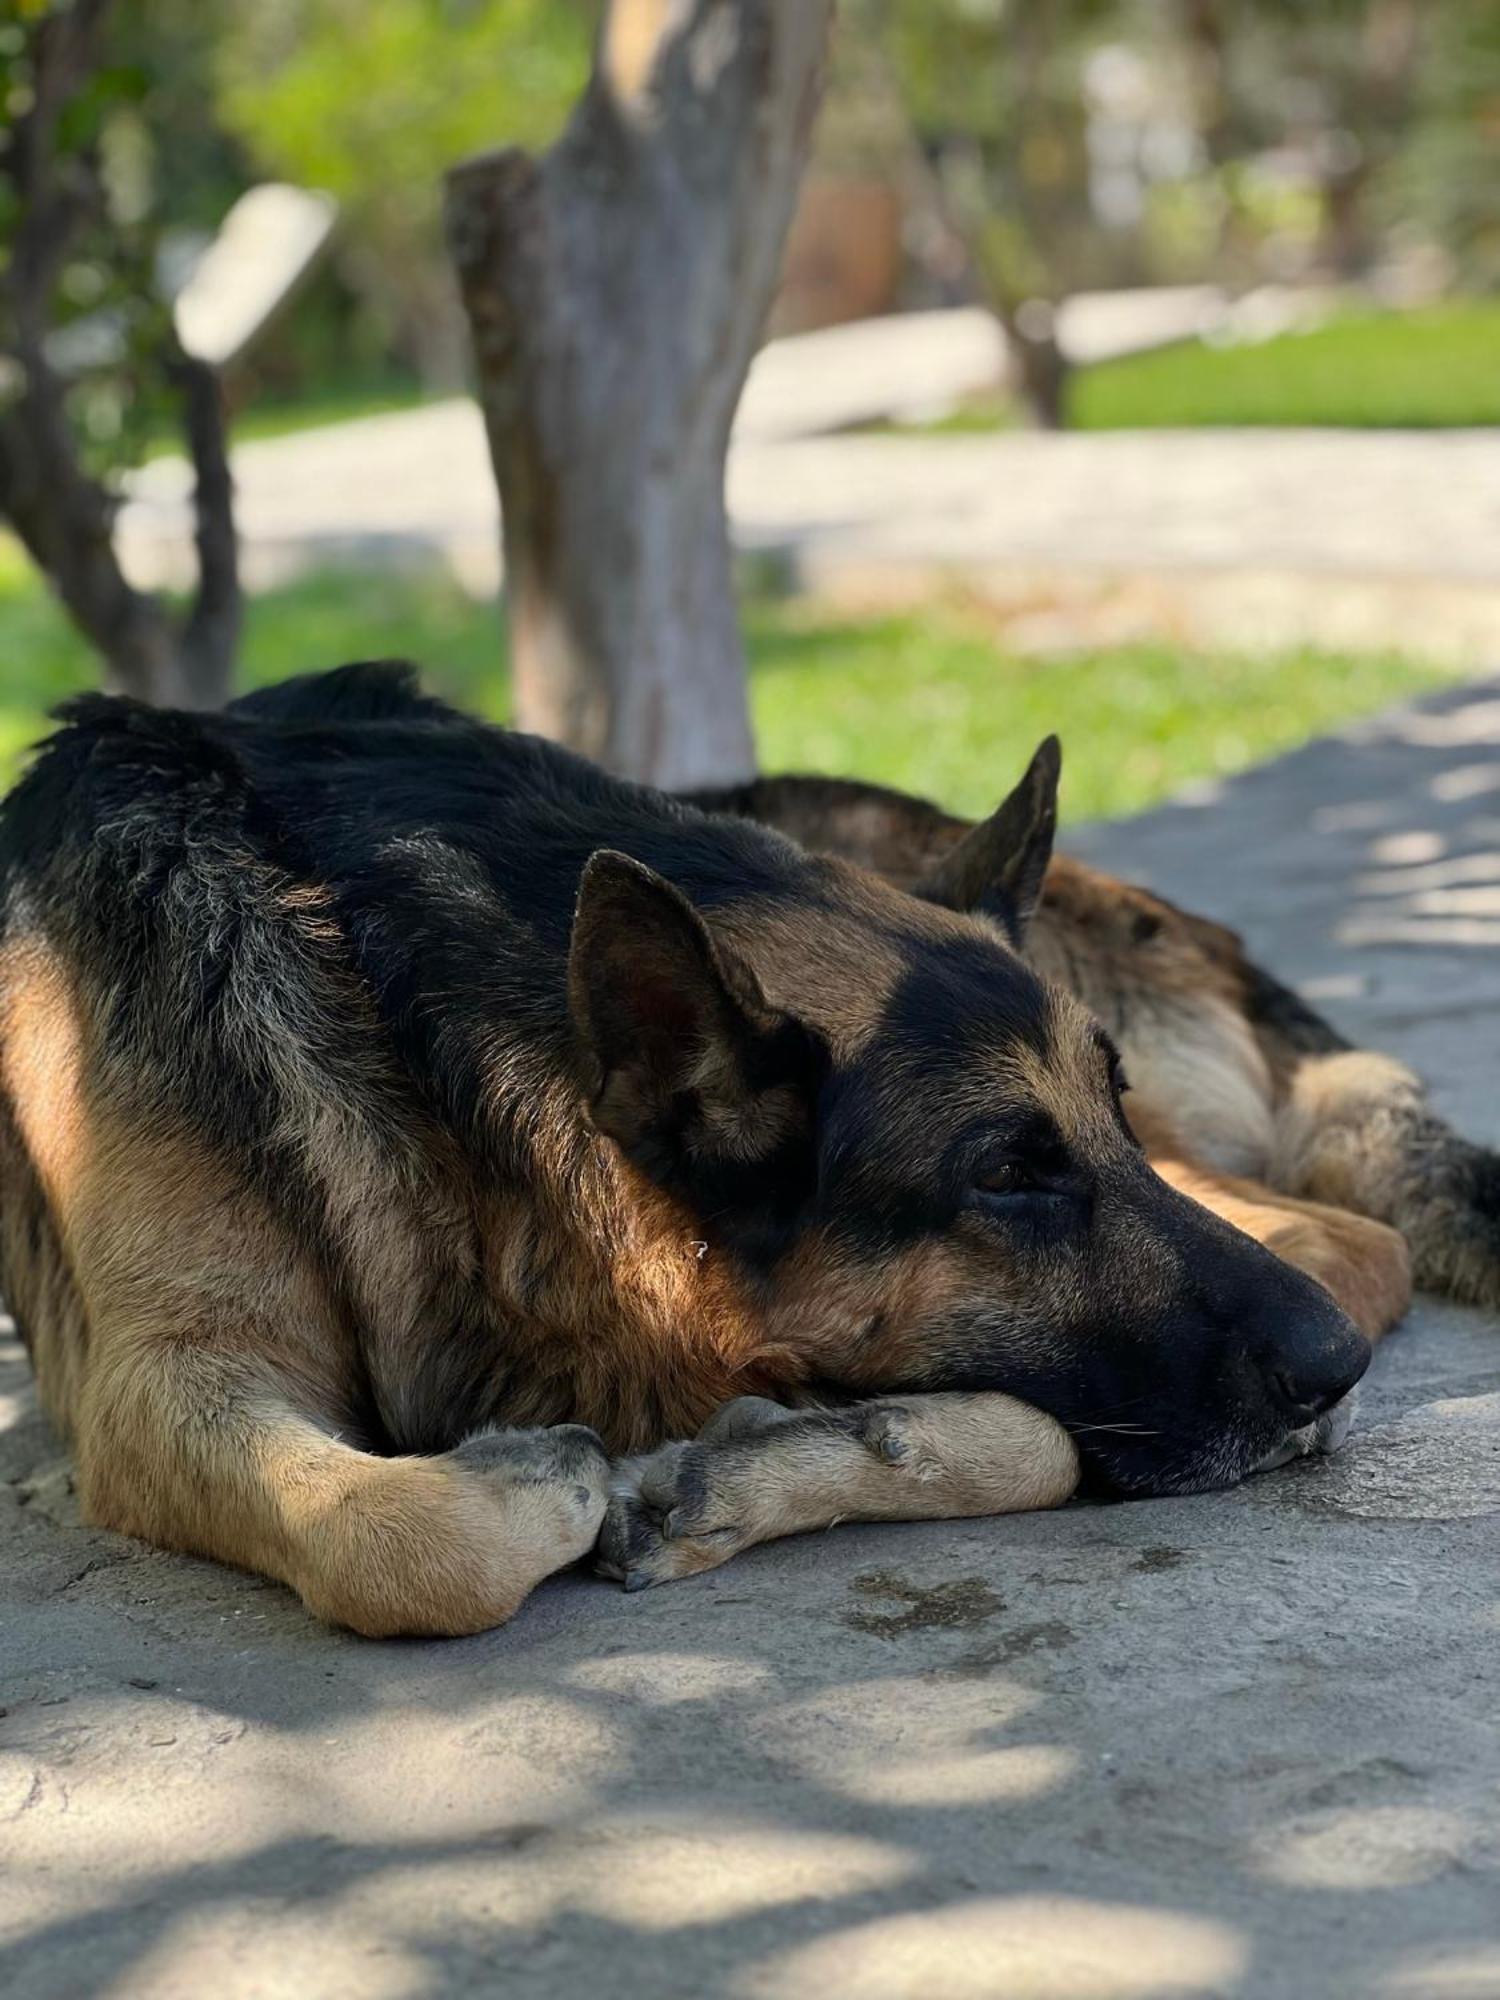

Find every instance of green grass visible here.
[1071,302,1500,431]
[228,376,430,444]
[741,601,1454,820]
[876,303,1500,435]
[0,547,1458,822]
[142,376,431,461]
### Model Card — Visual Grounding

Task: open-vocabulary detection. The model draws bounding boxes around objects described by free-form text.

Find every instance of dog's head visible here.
[568,741,1369,1495]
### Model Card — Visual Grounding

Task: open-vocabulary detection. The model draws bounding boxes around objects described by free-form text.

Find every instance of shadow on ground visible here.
[5,679,1500,2000]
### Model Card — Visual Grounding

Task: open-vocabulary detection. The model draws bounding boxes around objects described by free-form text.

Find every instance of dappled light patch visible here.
[841,1743,1077,1808]
[1249,1804,1474,1893]
[564,1815,909,1931]
[741,1897,1247,1999]
[96,1906,428,2000]
[1382,1946,1500,1996]
[563,1651,777,1705]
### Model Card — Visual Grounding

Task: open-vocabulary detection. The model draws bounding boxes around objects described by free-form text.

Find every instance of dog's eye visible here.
[1093,1027,1130,1101]
[972,1163,1045,1203]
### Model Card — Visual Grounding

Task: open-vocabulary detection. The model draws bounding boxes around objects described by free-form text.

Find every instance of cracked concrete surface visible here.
[5,679,1500,1998]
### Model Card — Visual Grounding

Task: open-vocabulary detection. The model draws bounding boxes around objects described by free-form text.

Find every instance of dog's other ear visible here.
[915,736,1060,946]
[568,850,820,1202]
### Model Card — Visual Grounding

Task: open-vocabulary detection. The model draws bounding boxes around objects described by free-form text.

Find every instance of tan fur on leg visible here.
[598,1392,1080,1591]
[62,1117,609,1638]
[1267,1050,1500,1306]
[82,1364,608,1638]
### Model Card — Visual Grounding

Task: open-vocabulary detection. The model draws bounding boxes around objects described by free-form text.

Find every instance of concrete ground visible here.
[5,679,1500,1999]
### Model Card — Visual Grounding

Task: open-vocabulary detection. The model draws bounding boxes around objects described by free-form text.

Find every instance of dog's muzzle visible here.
[1251,1386,1361,1474]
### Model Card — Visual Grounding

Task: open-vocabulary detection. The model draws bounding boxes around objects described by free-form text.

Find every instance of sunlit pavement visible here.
[115,304,1500,669]
[4,678,1500,1996]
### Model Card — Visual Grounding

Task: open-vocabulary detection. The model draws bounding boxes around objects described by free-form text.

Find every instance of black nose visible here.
[1265,1333,1370,1424]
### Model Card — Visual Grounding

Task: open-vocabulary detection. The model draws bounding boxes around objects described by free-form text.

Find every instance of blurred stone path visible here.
[117,306,1500,664]
[7,675,1500,1998]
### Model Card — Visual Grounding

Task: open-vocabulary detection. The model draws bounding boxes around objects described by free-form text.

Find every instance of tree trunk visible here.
[1006,314,1071,431]
[445,0,833,792]
[0,0,239,711]
[0,349,240,713]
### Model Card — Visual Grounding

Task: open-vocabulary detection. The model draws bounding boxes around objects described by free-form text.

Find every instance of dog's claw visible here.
[855,1406,912,1465]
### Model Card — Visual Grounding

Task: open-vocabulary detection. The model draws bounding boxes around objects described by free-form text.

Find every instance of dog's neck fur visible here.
[338,1046,811,1456]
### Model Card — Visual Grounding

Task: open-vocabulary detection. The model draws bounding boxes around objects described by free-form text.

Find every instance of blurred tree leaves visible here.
[8,0,1498,426]
[829,0,1499,425]
[1393,4,1500,288]
[0,1,213,482]
[835,0,1189,421]
[215,0,596,387]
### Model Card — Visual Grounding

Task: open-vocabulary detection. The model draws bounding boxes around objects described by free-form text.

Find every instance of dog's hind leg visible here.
[47,1125,610,1638]
[1238,964,1500,1310]
[1259,1045,1500,1313]
[596,1393,1079,1592]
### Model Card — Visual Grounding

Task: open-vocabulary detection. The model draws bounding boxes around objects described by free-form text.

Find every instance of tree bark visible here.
[445,0,833,792]
[1004,310,1070,431]
[171,353,242,708]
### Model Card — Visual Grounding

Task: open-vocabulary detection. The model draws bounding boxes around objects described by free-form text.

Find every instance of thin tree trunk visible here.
[446,0,833,792]
[1004,311,1070,431]
[172,354,242,709]
[0,0,239,710]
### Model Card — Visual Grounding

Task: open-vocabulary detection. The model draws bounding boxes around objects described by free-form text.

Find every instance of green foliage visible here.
[831,0,1500,421]
[857,0,1158,312]
[217,0,591,200]
[0,1,249,482]
[1070,302,1500,430]
[0,544,1456,822]
[744,604,1451,821]
[1391,6,1500,288]
[215,0,594,381]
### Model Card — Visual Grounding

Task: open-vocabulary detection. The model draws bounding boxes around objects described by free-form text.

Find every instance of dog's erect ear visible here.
[916,736,1060,946]
[568,850,820,1203]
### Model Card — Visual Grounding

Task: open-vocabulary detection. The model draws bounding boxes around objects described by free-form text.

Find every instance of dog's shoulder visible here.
[0,689,410,1152]
[1,693,250,897]
[229,658,459,728]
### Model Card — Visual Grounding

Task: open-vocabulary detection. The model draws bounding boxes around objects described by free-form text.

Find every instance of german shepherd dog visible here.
[1,661,1482,1638]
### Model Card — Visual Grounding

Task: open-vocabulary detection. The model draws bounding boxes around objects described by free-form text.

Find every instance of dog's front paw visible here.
[455,1424,612,1554]
[596,1442,748,1592]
